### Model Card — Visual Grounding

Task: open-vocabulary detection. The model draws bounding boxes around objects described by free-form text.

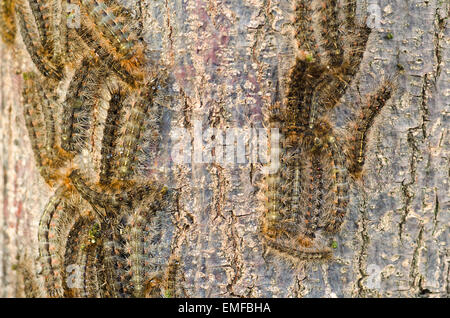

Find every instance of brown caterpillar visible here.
[61,58,101,153]
[264,236,332,260]
[15,0,62,79]
[321,135,349,233]
[346,81,394,177]
[81,0,142,59]
[0,0,16,44]
[125,209,148,297]
[18,253,41,297]
[69,0,145,86]
[27,0,57,55]
[102,221,131,297]
[69,169,169,214]
[22,72,74,185]
[92,77,129,184]
[25,72,63,164]
[97,76,128,184]
[22,72,47,172]
[163,258,180,298]
[63,213,103,297]
[310,0,343,66]
[116,82,159,180]
[37,186,66,297]
[39,189,95,298]
[123,190,173,297]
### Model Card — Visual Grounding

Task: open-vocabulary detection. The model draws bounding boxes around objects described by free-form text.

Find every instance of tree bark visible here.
[0,0,448,297]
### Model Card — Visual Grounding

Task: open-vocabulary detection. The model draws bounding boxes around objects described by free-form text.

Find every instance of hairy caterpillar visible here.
[69,0,145,86]
[19,254,41,297]
[15,0,62,79]
[39,189,95,298]
[163,258,180,298]
[70,169,170,214]
[81,0,142,59]
[0,0,16,44]
[346,81,394,177]
[310,0,343,66]
[125,205,156,297]
[61,58,102,153]
[27,0,57,55]
[320,135,349,233]
[124,191,173,297]
[22,72,74,185]
[98,76,128,184]
[25,72,64,165]
[63,213,101,297]
[116,82,159,180]
[22,72,48,173]
[264,236,332,260]
[102,213,142,298]
[37,186,66,297]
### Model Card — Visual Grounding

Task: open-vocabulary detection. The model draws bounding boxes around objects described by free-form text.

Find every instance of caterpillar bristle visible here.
[0,0,16,44]
[15,0,62,79]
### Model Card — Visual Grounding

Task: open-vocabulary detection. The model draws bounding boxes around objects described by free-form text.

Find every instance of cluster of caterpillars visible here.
[261,0,394,260]
[2,0,178,297]
[0,0,397,296]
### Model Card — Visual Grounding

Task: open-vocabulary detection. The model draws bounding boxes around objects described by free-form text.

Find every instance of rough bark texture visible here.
[0,0,448,297]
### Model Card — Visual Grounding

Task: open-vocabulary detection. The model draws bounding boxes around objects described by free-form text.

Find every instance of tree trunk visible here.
[0,0,448,297]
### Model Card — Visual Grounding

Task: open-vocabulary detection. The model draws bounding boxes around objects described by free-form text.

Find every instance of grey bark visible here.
[0,0,448,297]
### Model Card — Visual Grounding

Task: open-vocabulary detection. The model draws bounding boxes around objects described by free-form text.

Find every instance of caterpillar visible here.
[264,236,332,260]
[19,255,41,297]
[40,189,95,298]
[116,83,159,180]
[70,169,170,214]
[125,210,148,297]
[22,72,74,185]
[37,186,66,297]
[124,191,173,297]
[81,0,142,59]
[61,58,102,153]
[98,76,128,184]
[310,0,343,66]
[320,135,349,233]
[102,217,133,297]
[25,72,64,166]
[309,67,349,129]
[15,0,62,79]
[63,214,100,297]
[163,258,180,298]
[22,72,48,173]
[125,203,157,297]
[81,222,106,298]
[27,0,57,55]
[69,0,145,86]
[0,0,16,44]
[347,81,394,177]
